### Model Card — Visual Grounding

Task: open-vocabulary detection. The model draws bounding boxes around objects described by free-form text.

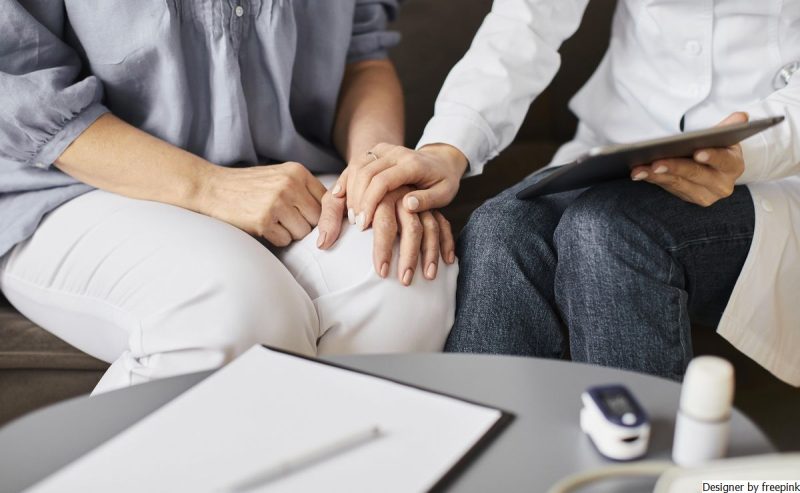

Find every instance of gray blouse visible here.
[0,0,400,257]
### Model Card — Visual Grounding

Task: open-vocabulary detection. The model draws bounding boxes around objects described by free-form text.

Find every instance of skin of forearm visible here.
[333,59,405,161]
[55,113,217,214]
[55,59,404,221]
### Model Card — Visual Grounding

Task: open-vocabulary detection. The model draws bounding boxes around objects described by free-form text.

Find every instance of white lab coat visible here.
[418,0,800,385]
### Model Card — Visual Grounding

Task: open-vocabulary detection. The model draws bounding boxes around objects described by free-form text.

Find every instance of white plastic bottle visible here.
[672,356,735,466]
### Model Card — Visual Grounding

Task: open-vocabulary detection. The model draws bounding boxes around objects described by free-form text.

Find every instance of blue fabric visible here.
[446,178,755,380]
[0,0,400,257]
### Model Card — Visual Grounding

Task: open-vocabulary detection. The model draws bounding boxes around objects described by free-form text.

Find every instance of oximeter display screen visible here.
[600,390,634,416]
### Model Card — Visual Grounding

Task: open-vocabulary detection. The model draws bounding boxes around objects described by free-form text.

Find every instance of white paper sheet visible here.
[28,346,503,493]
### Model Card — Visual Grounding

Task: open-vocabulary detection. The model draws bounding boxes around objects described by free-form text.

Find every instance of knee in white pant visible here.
[315,258,459,355]
[111,237,319,391]
[189,273,317,358]
[97,254,319,392]
[280,222,459,355]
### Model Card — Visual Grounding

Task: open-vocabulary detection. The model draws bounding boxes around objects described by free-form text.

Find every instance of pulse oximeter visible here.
[580,384,650,461]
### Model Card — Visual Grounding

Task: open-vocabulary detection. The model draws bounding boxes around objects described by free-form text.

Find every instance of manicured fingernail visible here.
[332,184,342,196]
[356,212,366,230]
[696,151,709,162]
[316,230,327,249]
[402,268,413,286]
[426,262,437,279]
[379,262,389,279]
[448,251,456,264]
[347,208,355,224]
[654,165,668,174]
[632,171,648,181]
[406,196,420,211]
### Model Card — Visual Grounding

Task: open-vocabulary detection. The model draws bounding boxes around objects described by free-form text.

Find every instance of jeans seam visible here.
[666,232,754,253]
[664,249,694,378]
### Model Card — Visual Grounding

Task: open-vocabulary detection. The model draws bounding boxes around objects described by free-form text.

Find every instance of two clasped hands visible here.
[229,111,748,287]
[316,143,466,286]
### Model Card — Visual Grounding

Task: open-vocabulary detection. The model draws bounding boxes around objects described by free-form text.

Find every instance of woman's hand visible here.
[331,143,468,232]
[370,186,455,285]
[54,115,324,248]
[199,162,327,247]
[317,180,456,286]
[630,112,748,207]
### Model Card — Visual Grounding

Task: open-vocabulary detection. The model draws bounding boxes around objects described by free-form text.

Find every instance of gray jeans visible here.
[446,177,755,380]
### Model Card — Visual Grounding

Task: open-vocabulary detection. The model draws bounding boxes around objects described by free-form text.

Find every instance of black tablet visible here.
[515,116,785,199]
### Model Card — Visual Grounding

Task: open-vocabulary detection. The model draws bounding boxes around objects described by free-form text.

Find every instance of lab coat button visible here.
[685,40,702,56]
[235,5,244,17]
[761,199,774,213]
[33,162,47,169]
[773,61,800,90]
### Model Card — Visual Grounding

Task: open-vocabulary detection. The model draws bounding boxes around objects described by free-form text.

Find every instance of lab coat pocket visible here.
[65,0,170,65]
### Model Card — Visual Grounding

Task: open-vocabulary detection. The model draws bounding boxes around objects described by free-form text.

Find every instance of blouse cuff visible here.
[348,1,401,63]
[27,102,110,170]
[347,31,401,63]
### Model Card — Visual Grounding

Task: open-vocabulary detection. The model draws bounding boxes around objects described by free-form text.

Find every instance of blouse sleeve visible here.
[0,1,108,169]
[347,0,402,63]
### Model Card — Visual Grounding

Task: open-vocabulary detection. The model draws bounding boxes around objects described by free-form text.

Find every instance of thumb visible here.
[718,111,749,127]
[404,181,457,213]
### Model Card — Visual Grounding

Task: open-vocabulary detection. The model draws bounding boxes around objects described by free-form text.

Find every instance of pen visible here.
[225,426,383,492]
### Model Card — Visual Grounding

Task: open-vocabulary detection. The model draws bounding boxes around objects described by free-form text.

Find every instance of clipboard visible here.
[516,116,785,199]
[27,345,515,493]
[268,346,515,493]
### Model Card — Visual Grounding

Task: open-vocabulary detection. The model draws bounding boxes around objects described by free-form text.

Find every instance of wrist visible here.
[183,159,223,216]
[419,143,469,178]
[345,131,404,163]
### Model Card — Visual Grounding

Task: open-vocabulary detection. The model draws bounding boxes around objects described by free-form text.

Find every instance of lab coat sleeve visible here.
[738,78,800,183]
[415,0,590,175]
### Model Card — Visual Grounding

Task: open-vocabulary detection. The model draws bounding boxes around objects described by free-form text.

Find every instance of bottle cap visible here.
[679,356,734,422]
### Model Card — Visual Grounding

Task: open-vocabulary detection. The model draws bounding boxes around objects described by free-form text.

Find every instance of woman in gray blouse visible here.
[0,0,457,392]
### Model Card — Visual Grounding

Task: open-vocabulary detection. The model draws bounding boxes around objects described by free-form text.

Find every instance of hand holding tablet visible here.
[516,114,785,204]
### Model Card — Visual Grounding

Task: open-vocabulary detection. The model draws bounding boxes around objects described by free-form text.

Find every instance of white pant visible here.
[0,188,457,393]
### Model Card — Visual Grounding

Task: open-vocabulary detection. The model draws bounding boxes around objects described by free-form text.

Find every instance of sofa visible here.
[2,0,798,450]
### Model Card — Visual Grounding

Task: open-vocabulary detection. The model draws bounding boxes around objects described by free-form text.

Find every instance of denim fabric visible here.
[447,178,755,380]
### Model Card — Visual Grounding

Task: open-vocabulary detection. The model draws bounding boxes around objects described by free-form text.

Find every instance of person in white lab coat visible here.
[318,0,800,384]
